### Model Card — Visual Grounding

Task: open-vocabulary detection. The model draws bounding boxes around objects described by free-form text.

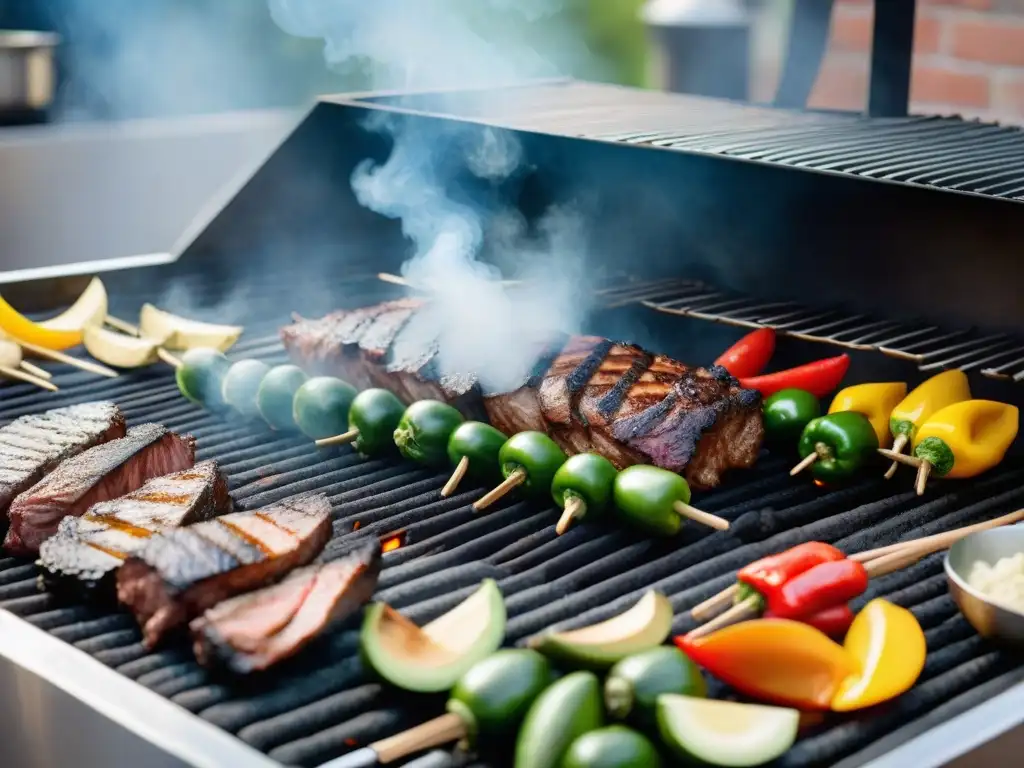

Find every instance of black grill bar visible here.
[641,281,1024,382]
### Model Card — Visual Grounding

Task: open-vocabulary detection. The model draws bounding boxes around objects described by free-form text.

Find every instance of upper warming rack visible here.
[350,81,1024,202]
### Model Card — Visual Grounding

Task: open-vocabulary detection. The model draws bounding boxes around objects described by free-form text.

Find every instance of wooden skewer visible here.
[916,461,932,496]
[674,500,730,531]
[877,448,922,468]
[473,468,527,511]
[378,272,523,290]
[316,429,360,448]
[0,365,58,392]
[687,594,761,639]
[19,341,118,378]
[156,347,183,369]
[441,456,470,497]
[884,434,909,479]
[18,360,50,379]
[691,510,1024,622]
[790,452,819,476]
[105,315,139,336]
[556,495,586,536]
[373,712,466,763]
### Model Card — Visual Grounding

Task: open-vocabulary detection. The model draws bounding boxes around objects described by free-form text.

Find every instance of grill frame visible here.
[2,81,1024,768]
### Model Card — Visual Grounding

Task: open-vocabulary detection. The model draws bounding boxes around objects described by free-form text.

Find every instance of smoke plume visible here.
[269,0,599,392]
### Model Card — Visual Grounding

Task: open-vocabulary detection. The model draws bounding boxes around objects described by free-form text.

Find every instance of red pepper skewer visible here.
[715,328,776,378]
[739,354,850,398]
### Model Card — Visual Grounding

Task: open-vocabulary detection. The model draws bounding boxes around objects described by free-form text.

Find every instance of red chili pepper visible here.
[738,354,850,398]
[765,603,855,639]
[715,328,776,378]
[738,542,845,595]
[767,559,869,619]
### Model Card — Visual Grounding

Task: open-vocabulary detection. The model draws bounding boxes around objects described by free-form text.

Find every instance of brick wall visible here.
[811,0,1024,123]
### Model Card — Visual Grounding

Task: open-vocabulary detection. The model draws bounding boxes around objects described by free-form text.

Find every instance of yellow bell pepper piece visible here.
[829,382,907,448]
[888,370,971,454]
[831,599,926,711]
[0,296,82,351]
[912,399,1018,479]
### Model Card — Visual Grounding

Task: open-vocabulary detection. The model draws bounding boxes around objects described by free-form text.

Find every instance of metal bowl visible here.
[945,527,1024,648]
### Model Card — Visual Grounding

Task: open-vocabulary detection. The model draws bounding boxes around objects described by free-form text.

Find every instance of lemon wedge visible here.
[40,277,108,332]
[138,304,242,352]
[83,325,161,368]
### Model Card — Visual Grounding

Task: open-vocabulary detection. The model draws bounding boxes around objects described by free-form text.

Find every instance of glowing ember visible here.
[352,520,361,531]
[813,479,826,488]
[381,532,406,553]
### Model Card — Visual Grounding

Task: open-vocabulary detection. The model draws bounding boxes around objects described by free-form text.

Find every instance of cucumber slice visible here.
[656,694,799,767]
[563,725,663,768]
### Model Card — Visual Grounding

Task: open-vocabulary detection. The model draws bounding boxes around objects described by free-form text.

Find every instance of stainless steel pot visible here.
[0,31,59,112]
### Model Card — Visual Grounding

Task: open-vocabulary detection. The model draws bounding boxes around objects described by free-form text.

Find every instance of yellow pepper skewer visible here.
[880,400,1019,496]
[882,370,971,479]
[828,382,907,448]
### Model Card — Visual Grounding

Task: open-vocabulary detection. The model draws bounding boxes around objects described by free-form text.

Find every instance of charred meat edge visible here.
[116,495,333,648]
[190,540,382,673]
[4,424,196,556]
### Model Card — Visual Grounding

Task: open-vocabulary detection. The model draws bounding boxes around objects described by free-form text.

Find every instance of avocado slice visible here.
[656,694,799,767]
[528,590,672,669]
[605,646,706,727]
[514,671,604,768]
[361,578,506,693]
[562,725,663,768]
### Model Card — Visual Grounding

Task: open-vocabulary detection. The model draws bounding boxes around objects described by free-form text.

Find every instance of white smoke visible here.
[269,0,598,392]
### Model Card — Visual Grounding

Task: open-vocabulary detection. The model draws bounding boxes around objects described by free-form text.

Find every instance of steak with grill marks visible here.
[4,424,196,556]
[281,303,763,488]
[0,402,125,518]
[116,494,332,647]
[37,460,232,595]
[190,539,381,673]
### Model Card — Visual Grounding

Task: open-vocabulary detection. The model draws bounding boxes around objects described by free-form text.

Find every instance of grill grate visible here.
[0,268,1020,766]
[359,82,1024,202]
[641,281,1024,382]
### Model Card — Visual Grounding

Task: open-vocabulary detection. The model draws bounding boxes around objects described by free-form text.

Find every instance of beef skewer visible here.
[282,302,764,491]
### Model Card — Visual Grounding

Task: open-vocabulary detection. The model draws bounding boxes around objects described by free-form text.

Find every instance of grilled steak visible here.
[116,494,332,647]
[5,424,196,556]
[38,460,232,595]
[0,402,125,518]
[191,540,381,673]
[282,304,764,488]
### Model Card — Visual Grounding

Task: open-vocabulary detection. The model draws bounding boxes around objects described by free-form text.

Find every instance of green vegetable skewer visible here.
[315,388,406,457]
[443,421,508,497]
[473,431,567,512]
[551,453,618,536]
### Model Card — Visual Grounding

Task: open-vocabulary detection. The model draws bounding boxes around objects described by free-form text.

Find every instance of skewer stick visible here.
[884,434,909,479]
[674,500,730,531]
[441,456,469,498]
[556,495,586,536]
[473,468,527,512]
[790,452,819,476]
[19,360,50,379]
[687,595,761,640]
[105,315,139,336]
[691,508,1024,622]
[316,429,360,448]
[916,462,932,496]
[19,341,118,378]
[0,365,58,392]
[156,347,183,369]
[877,448,922,468]
[373,712,466,763]
[378,272,523,290]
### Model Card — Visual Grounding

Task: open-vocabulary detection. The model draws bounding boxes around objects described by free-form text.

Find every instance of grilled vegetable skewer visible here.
[614,465,729,533]
[762,388,820,443]
[443,421,508,497]
[316,388,405,455]
[293,376,357,439]
[474,432,567,511]
[790,411,879,483]
[551,453,618,535]
[828,382,906,448]
[393,400,464,468]
[884,370,970,478]
[880,399,1018,495]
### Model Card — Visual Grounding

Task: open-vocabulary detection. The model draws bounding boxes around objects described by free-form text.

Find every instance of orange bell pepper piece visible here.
[676,619,858,710]
[831,599,926,711]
